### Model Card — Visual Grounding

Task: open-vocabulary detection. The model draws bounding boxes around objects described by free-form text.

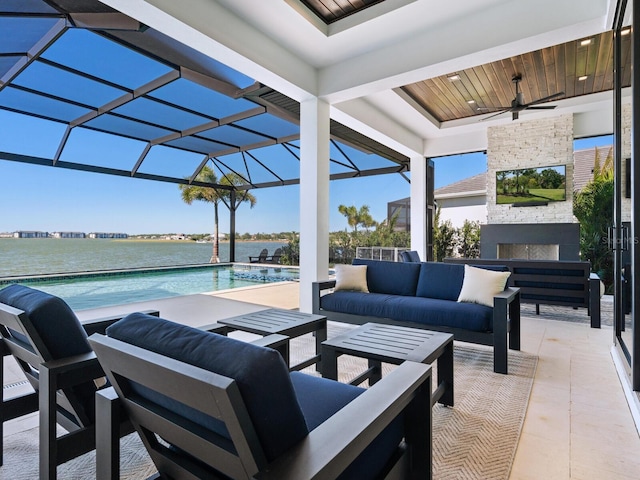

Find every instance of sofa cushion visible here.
[321,291,396,318]
[383,296,493,332]
[0,284,97,420]
[106,313,309,462]
[352,259,420,296]
[334,264,369,292]
[458,265,510,307]
[320,291,493,332]
[291,372,404,480]
[415,262,465,300]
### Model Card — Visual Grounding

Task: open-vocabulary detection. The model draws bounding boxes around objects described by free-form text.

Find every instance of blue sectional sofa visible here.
[312,259,521,374]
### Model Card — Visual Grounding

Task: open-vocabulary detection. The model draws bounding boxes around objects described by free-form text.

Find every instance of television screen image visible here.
[496,165,566,205]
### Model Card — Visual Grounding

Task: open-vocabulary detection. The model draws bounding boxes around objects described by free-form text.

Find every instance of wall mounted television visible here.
[496,165,566,205]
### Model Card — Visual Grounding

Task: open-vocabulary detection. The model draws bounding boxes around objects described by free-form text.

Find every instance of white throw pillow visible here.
[334,264,369,292]
[457,264,511,307]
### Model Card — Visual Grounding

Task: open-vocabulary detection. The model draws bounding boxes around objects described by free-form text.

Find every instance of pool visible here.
[0,264,299,311]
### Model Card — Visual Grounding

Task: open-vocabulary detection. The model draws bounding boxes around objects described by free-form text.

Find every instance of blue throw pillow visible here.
[352,259,421,296]
[106,313,309,462]
[415,262,465,300]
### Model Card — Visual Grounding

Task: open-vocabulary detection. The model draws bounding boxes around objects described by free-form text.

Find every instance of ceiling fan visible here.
[479,74,564,121]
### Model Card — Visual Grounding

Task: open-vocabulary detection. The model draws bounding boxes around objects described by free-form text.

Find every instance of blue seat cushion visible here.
[0,284,97,420]
[290,372,404,480]
[321,291,492,332]
[106,313,309,462]
[352,259,420,296]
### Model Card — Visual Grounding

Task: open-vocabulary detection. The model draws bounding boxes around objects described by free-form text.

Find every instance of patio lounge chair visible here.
[266,247,283,264]
[400,250,421,262]
[90,312,433,480]
[249,248,268,263]
[0,284,158,480]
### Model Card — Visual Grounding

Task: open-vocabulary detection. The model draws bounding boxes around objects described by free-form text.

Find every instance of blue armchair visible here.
[0,284,153,479]
[89,313,433,479]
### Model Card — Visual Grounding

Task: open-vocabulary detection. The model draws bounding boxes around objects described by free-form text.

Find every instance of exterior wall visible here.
[437,195,487,227]
[487,114,574,224]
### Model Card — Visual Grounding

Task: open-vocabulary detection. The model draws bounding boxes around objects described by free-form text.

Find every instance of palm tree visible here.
[180,166,256,263]
[338,204,377,232]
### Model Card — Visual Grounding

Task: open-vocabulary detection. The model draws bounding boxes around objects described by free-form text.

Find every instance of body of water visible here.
[0,238,287,277]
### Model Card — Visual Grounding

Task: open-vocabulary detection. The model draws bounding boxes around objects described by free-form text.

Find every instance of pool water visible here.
[0,264,299,311]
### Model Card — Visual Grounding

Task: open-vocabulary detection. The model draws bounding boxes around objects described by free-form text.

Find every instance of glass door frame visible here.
[613,0,640,391]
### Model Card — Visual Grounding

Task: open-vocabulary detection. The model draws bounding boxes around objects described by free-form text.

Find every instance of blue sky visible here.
[0,112,613,235]
[0,129,484,234]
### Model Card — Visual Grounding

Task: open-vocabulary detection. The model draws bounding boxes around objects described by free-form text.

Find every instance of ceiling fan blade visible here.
[525,91,565,106]
[525,105,557,110]
[479,109,509,121]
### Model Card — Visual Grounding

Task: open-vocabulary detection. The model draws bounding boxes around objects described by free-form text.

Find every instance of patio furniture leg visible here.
[96,388,121,480]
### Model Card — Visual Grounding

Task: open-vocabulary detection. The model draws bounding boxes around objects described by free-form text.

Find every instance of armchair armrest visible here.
[312,280,336,314]
[256,361,432,480]
[82,310,160,336]
[41,352,106,389]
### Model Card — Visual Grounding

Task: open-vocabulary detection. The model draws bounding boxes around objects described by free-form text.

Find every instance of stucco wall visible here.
[487,114,574,224]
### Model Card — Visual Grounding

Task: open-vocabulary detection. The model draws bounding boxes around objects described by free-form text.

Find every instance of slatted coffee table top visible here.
[218,308,326,335]
[322,323,453,364]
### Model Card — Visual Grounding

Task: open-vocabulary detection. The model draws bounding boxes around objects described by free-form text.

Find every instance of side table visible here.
[218,308,327,371]
[321,323,454,406]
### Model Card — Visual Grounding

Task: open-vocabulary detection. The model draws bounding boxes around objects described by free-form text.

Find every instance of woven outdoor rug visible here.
[1,324,537,479]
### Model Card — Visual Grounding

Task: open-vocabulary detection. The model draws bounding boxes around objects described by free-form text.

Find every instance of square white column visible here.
[410,155,427,260]
[299,97,330,312]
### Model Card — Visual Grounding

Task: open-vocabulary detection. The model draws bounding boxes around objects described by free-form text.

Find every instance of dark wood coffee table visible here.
[217,308,327,371]
[321,323,453,406]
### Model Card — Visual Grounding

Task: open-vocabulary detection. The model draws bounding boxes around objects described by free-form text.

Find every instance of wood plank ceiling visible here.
[401,29,633,123]
[299,0,385,23]
[298,0,632,123]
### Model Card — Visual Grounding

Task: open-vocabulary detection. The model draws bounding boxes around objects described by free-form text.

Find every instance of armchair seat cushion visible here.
[290,372,404,480]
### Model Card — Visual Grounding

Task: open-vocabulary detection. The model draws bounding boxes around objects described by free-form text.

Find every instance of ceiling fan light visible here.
[578,75,588,81]
[580,38,592,46]
[621,28,631,35]
[447,74,460,81]
[467,100,475,104]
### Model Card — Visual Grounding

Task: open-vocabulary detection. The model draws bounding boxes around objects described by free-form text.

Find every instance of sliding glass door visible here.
[613,0,639,391]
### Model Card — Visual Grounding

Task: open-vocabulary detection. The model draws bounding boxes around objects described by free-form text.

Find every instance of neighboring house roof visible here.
[435,173,487,199]
[573,145,612,192]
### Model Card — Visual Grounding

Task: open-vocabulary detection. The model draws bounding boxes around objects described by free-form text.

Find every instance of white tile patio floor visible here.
[3,282,640,479]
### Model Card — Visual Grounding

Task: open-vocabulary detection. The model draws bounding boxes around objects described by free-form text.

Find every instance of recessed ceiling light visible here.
[467,100,475,104]
[447,74,460,81]
[621,28,631,35]
[580,39,592,46]
[578,75,588,81]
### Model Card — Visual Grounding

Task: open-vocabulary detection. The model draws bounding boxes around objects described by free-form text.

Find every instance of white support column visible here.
[410,155,427,260]
[299,97,330,313]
